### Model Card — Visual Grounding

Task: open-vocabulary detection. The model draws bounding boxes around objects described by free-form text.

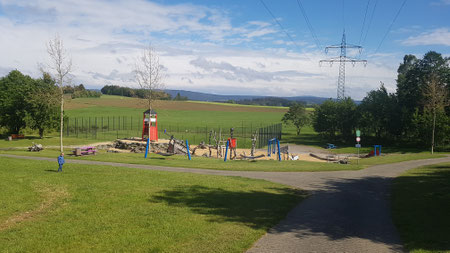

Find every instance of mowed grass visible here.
[391,162,450,253]
[0,157,306,252]
[0,136,103,149]
[0,148,445,172]
[0,149,363,172]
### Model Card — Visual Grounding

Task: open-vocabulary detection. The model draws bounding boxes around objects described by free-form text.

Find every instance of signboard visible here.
[355,144,361,148]
[356,137,361,142]
[356,130,361,137]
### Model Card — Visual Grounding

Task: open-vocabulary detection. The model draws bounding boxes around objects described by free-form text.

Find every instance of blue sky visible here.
[0,0,449,99]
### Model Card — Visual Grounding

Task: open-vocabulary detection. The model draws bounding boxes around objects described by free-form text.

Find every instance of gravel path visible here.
[1,154,449,252]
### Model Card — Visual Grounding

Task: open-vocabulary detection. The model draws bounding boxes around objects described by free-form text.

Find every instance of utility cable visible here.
[296,0,322,50]
[358,0,371,45]
[260,0,303,52]
[375,0,407,53]
[361,0,378,47]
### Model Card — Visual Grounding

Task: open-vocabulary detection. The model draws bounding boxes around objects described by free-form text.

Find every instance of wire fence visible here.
[64,116,282,149]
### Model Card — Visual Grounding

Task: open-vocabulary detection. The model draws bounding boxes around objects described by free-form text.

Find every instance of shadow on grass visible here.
[392,164,450,252]
[282,132,324,147]
[44,169,59,173]
[150,185,307,229]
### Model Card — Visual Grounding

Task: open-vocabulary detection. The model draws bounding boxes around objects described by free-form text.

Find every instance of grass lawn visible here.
[0,136,102,149]
[0,149,363,172]
[0,147,446,172]
[0,157,306,252]
[391,162,450,253]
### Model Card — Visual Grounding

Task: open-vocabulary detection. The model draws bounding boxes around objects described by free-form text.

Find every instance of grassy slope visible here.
[0,157,305,252]
[392,163,450,253]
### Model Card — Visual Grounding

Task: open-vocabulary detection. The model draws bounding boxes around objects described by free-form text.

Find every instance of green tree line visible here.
[0,70,60,137]
[284,51,449,150]
[101,85,172,100]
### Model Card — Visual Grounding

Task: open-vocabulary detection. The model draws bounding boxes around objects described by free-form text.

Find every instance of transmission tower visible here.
[320,31,367,100]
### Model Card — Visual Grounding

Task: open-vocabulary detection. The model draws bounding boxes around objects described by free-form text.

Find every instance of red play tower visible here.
[142,109,158,141]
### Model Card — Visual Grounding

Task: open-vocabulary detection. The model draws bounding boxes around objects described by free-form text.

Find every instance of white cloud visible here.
[0,0,401,100]
[431,0,450,6]
[402,28,450,46]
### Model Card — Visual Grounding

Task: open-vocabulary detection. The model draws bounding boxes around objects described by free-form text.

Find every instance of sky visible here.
[0,0,449,100]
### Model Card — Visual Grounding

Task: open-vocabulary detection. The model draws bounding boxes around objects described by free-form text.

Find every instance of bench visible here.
[73,146,97,156]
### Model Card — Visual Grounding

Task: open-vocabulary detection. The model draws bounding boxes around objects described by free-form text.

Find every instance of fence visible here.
[64,116,282,149]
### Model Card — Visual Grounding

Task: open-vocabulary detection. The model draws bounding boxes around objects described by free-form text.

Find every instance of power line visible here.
[295,0,322,50]
[342,0,345,30]
[361,0,378,47]
[259,0,303,52]
[375,0,407,53]
[358,0,371,45]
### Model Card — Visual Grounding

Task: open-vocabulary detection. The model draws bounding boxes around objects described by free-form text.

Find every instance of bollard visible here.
[277,139,281,161]
[144,138,150,158]
[224,140,229,162]
[186,140,191,160]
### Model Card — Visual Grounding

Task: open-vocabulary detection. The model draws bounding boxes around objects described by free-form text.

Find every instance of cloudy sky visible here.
[0,0,449,99]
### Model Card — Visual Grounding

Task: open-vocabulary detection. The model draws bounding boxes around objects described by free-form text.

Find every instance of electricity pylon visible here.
[320,31,367,100]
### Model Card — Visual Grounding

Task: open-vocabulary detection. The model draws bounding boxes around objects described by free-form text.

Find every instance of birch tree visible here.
[46,34,72,152]
[135,45,164,139]
[423,74,448,154]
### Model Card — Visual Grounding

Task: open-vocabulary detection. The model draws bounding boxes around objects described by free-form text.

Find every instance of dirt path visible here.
[1,154,449,252]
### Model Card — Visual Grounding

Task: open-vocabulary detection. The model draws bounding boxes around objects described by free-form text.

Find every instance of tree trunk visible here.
[39,128,44,139]
[60,82,64,153]
[296,127,301,135]
[431,108,436,154]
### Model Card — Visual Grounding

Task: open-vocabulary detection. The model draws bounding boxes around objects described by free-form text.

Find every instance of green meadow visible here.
[0,157,306,252]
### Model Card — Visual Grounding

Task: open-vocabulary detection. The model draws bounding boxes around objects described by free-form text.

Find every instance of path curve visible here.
[1,154,449,252]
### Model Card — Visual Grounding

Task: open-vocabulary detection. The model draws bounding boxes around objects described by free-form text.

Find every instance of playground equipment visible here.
[373,145,382,156]
[142,109,158,141]
[268,138,281,161]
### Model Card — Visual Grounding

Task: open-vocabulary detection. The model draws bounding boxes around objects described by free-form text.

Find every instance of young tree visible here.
[46,34,72,152]
[282,103,310,135]
[135,45,164,139]
[423,74,449,154]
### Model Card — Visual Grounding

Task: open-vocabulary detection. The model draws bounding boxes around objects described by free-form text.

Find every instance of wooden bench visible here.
[73,146,97,156]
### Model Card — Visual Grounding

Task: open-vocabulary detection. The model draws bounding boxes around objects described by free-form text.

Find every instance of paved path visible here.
[1,154,449,252]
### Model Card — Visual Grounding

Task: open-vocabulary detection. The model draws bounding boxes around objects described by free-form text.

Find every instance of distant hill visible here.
[165,89,332,105]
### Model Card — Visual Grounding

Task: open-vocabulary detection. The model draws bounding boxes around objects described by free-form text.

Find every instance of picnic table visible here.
[73,146,97,156]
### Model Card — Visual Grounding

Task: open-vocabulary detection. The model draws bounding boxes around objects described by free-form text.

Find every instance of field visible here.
[391,162,450,253]
[0,157,305,252]
[62,95,289,148]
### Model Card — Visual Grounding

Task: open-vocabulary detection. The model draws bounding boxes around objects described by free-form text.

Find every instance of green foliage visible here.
[0,71,61,137]
[26,73,60,138]
[282,103,310,135]
[358,84,400,139]
[65,84,101,98]
[100,85,171,100]
[312,98,357,141]
[0,70,34,134]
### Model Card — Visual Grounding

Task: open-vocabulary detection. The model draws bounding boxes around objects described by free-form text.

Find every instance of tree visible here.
[27,73,60,138]
[423,74,449,154]
[358,83,400,140]
[0,70,33,133]
[396,51,450,139]
[313,99,338,140]
[312,98,358,141]
[282,103,310,135]
[46,34,72,152]
[135,45,164,140]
